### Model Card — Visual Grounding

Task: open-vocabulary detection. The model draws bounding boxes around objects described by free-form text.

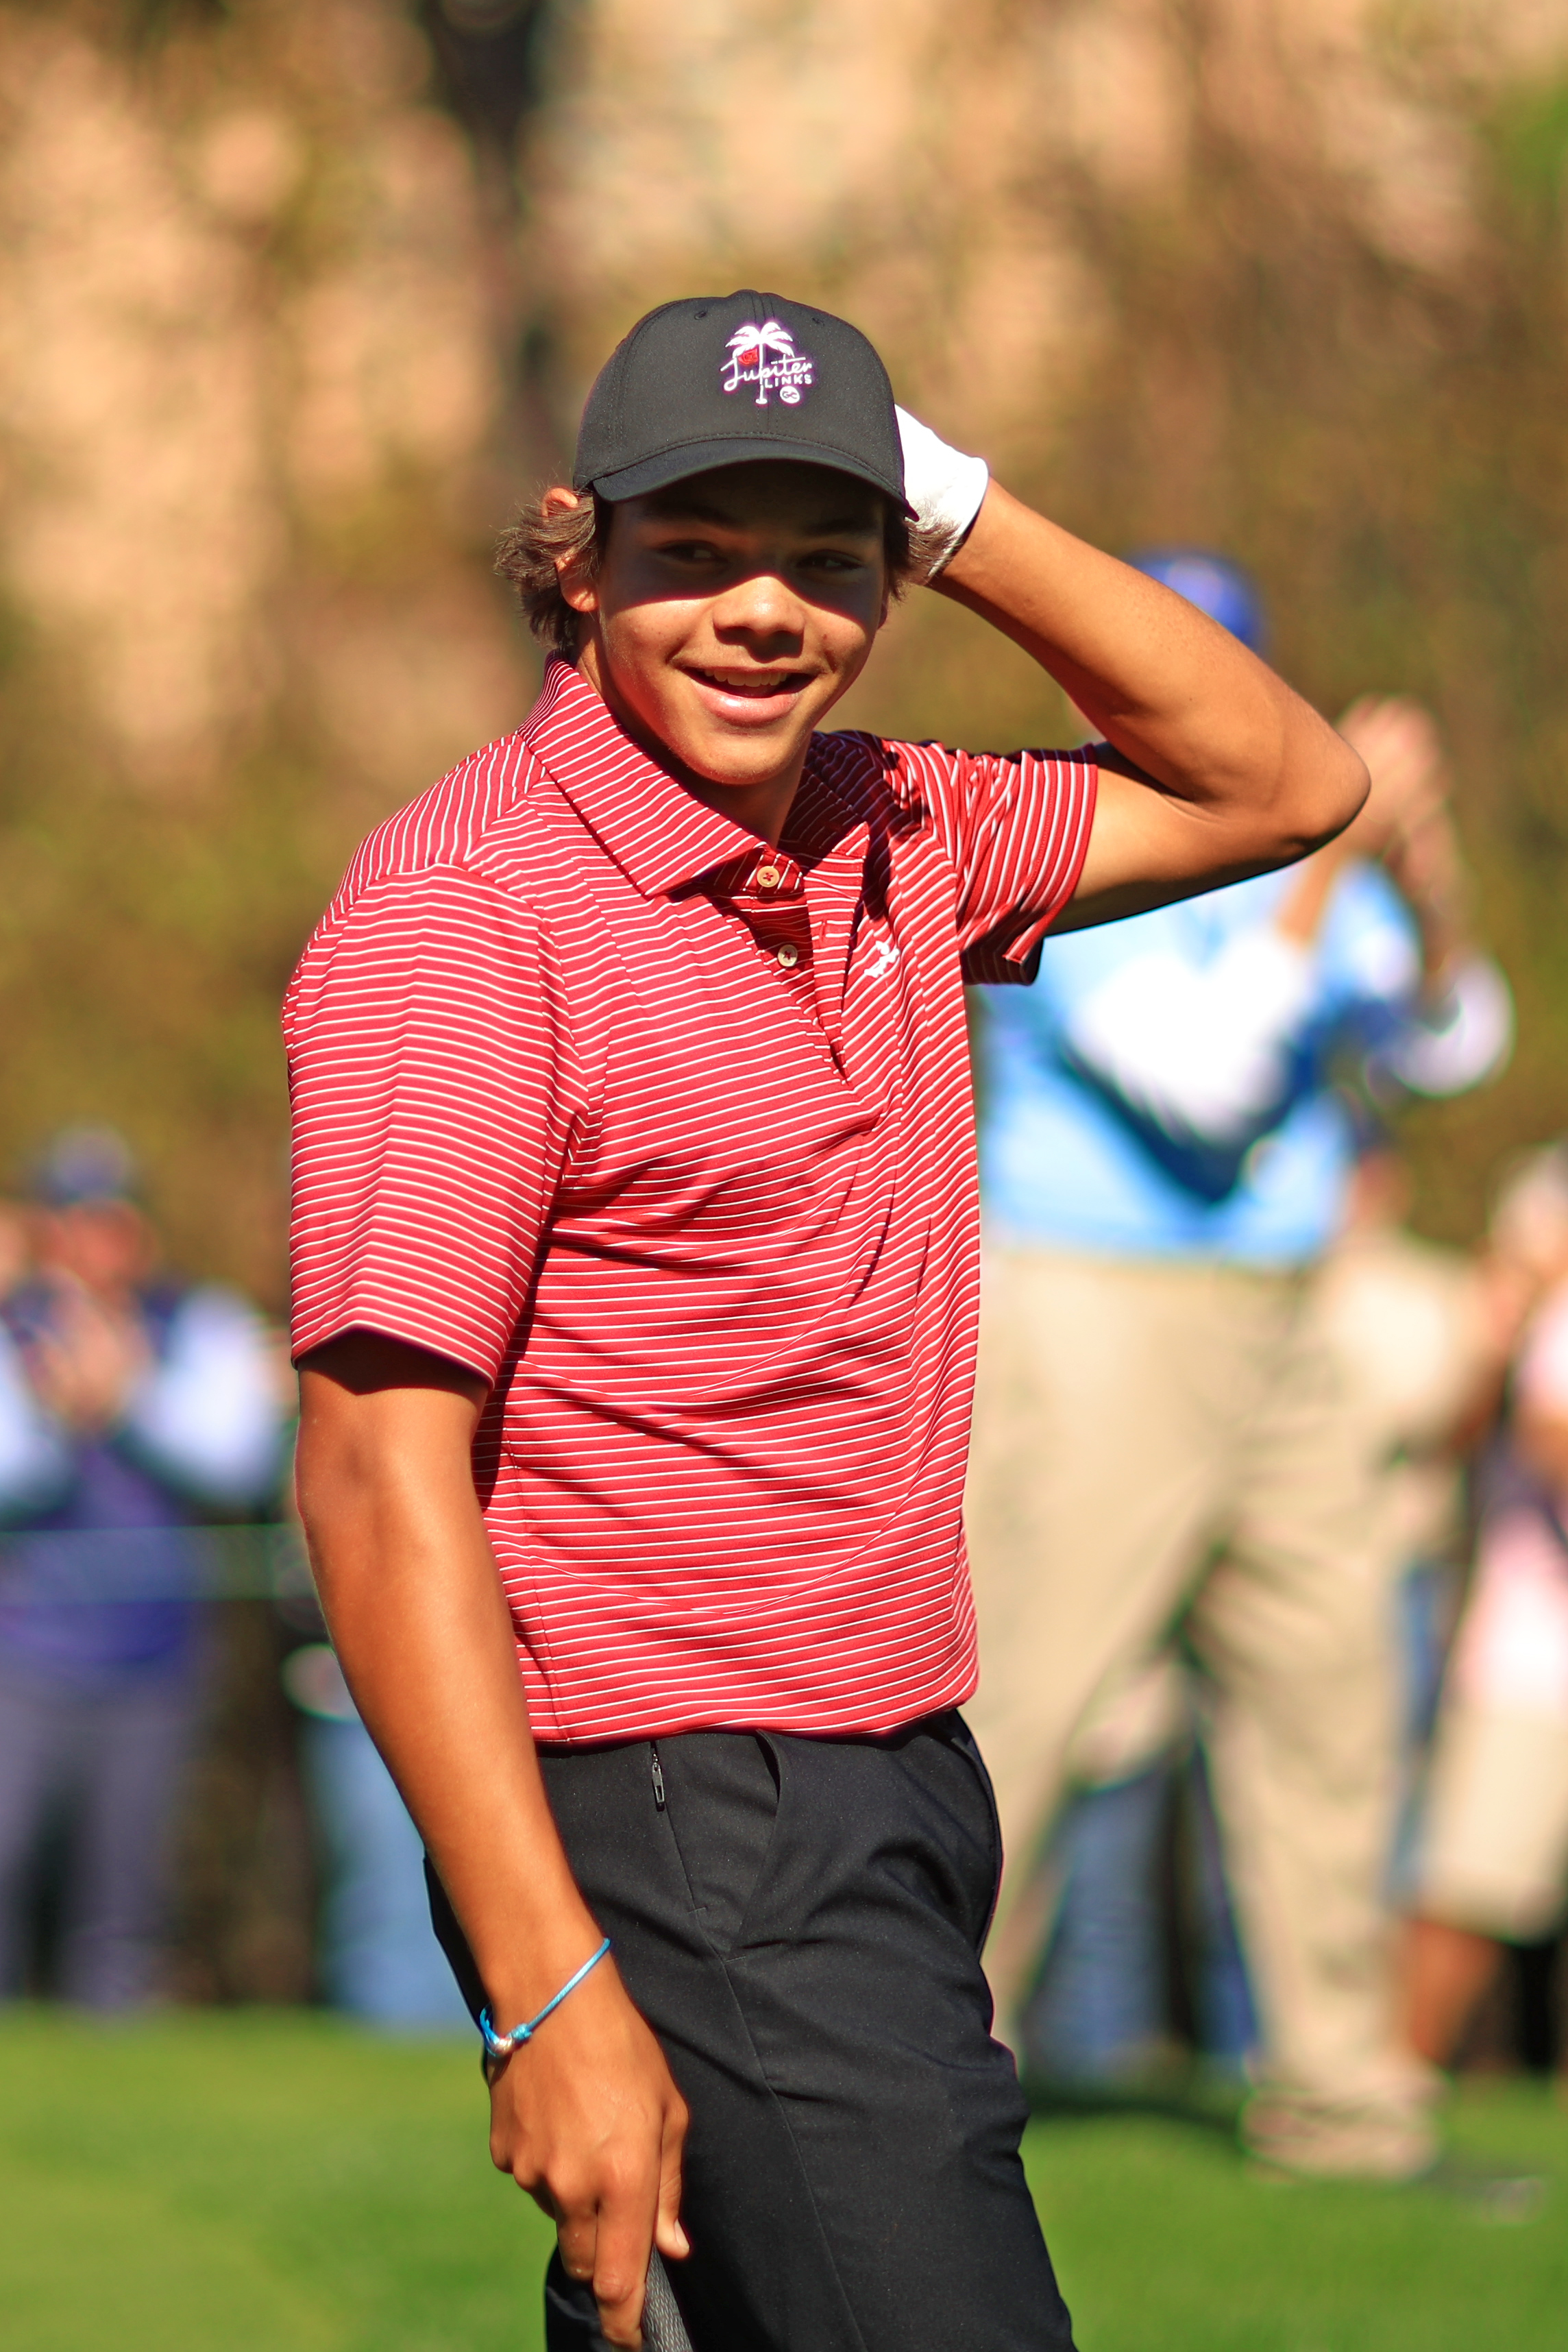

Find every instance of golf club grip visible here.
[641,2250,694,2352]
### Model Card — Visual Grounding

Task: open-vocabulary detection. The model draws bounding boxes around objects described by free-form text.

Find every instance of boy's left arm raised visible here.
[902,416,1367,928]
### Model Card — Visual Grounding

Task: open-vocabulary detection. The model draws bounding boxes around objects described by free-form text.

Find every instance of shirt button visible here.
[776,943,800,969]
[757,864,782,890]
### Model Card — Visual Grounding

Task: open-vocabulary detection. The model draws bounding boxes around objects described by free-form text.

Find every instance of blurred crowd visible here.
[966,551,1564,2179]
[3,556,1567,2155]
[0,1128,463,2028]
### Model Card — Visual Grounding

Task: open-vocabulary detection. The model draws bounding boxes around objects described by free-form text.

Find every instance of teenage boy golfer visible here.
[289,293,1365,2352]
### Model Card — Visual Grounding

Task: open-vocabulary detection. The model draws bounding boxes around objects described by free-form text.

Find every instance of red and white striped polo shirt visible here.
[286,657,1096,1743]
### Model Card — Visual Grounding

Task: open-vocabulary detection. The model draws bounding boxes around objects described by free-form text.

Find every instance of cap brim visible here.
[586,436,915,517]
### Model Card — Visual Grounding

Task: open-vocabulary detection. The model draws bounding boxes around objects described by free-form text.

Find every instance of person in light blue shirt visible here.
[982,859,1495,1265]
[964,555,1512,2179]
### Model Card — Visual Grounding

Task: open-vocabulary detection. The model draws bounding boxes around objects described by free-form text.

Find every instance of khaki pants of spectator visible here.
[1417,1702,1568,1943]
[966,1248,1438,2179]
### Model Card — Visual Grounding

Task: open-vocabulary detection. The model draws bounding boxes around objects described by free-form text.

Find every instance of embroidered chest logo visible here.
[866,938,901,982]
[722,319,815,408]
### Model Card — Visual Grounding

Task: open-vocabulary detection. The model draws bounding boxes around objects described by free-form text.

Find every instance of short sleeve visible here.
[285,866,583,1382]
[885,740,1098,984]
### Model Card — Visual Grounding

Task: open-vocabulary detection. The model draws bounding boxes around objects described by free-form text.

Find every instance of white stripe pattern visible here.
[286,659,1096,1743]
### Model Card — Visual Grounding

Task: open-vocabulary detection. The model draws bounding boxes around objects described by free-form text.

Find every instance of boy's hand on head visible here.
[486,1953,689,2350]
[894,407,989,581]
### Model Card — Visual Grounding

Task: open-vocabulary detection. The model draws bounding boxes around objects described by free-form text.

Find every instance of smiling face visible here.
[556,459,891,827]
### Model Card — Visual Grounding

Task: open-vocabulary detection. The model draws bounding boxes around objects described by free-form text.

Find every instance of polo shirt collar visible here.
[524,656,781,899]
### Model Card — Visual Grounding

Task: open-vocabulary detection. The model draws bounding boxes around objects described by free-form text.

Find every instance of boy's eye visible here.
[643,535,872,576]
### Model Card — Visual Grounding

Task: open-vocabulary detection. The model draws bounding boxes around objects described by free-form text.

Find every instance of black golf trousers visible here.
[429,1711,1077,2352]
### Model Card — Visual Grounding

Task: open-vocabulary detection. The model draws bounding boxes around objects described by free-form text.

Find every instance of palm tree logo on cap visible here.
[722,319,815,407]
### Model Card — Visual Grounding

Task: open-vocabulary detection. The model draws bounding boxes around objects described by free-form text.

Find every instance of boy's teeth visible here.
[701,669,789,691]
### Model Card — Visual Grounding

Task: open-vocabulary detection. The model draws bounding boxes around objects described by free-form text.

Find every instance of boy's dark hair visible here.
[497,489,946,659]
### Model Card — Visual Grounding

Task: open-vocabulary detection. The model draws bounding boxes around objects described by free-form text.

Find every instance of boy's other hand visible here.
[487,1952,689,2349]
[296,1335,689,2347]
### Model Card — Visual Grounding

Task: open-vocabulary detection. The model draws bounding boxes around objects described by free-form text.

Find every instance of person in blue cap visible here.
[964,552,1513,2178]
[0,1128,286,2009]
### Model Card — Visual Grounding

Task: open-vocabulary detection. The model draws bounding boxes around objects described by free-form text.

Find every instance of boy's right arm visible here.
[295,1331,689,2352]
[931,481,1367,925]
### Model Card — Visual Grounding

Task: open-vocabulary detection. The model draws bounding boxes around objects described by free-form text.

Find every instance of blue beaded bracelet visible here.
[478,1937,612,2060]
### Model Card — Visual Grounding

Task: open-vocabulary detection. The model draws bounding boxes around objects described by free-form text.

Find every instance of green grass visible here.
[1,2009,1564,2349]
[0,2009,552,2352]
[1025,2092,1567,2351]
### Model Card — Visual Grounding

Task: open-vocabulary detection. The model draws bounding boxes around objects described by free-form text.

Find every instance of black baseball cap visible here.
[573,291,912,513]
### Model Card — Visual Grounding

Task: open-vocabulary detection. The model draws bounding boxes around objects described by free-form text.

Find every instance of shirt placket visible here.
[729,848,819,1015]
[798,828,870,1052]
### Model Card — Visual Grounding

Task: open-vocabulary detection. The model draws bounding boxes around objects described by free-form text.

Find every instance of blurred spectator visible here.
[1312,1143,1508,1878]
[278,1599,470,2031]
[1018,1137,1502,2093]
[1018,1683,1258,2089]
[1405,1145,1568,2067]
[0,1128,285,2009]
[966,555,1512,2179]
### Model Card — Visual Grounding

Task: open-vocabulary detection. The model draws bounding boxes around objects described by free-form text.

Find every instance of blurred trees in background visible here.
[0,0,531,1298]
[3,0,1568,1292]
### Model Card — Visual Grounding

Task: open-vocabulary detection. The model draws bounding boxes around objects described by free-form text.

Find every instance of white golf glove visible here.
[895,405,990,580]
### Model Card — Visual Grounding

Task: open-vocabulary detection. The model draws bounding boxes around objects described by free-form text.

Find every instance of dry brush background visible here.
[3,0,1568,1289]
